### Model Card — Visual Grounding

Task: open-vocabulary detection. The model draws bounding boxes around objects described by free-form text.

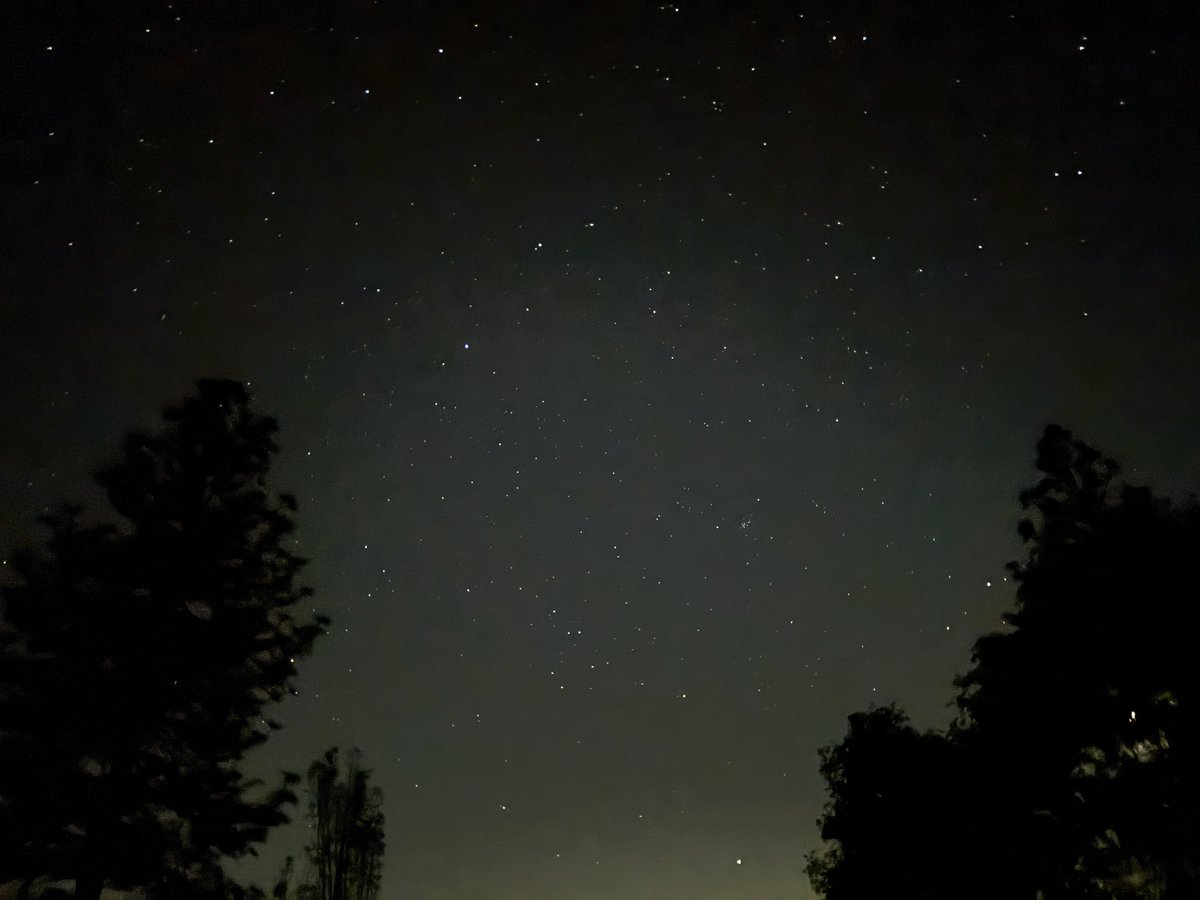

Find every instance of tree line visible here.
[4,381,1194,897]
[0,380,384,899]
[807,425,1200,898]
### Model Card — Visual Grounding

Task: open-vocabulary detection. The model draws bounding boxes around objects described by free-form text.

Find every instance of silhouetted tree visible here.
[804,705,1007,899]
[273,856,295,900]
[303,748,385,900]
[808,425,1200,898]
[0,379,328,900]
[956,424,1200,896]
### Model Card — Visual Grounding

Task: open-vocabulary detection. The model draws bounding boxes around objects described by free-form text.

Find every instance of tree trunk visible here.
[75,867,104,900]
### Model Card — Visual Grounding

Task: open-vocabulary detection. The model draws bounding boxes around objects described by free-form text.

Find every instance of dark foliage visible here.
[0,379,328,900]
[805,705,1006,899]
[808,425,1200,898]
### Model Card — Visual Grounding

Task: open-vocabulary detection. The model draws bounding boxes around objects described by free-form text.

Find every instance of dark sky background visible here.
[3,2,1199,897]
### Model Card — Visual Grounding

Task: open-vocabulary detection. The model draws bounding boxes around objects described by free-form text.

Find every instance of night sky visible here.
[3,2,1199,897]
